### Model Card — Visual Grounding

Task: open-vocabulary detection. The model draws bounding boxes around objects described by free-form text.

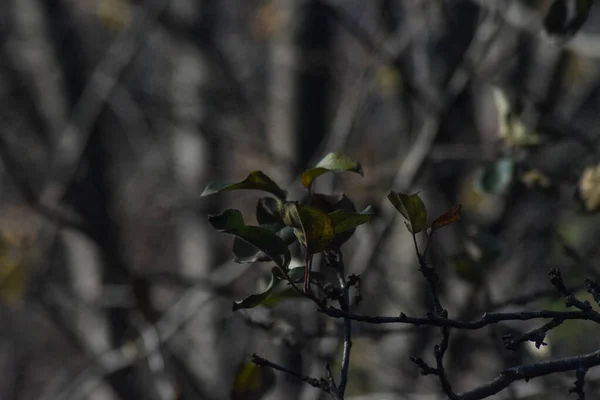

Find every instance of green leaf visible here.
[329,205,375,235]
[201,171,287,199]
[301,152,364,189]
[281,203,334,254]
[387,191,427,233]
[256,197,284,225]
[207,209,245,230]
[232,224,296,263]
[475,158,515,195]
[208,210,291,269]
[233,268,281,311]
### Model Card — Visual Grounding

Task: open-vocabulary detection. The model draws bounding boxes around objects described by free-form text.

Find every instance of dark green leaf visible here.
[207,209,244,231]
[233,268,281,311]
[301,153,363,189]
[387,191,427,233]
[256,197,284,225]
[201,171,287,199]
[329,205,375,235]
[208,210,291,269]
[232,224,296,264]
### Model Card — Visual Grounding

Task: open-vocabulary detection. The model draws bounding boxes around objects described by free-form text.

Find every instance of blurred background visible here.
[2,0,600,399]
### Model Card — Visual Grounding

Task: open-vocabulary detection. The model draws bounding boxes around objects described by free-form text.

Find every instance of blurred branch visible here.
[40,0,172,210]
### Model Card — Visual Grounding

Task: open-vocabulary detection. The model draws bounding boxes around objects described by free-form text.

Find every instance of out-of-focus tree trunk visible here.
[166,1,227,398]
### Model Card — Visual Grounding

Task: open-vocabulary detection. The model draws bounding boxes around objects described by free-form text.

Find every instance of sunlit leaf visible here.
[578,164,600,212]
[432,204,462,230]
[387,191,427,233]
[281,203,334,254]
[474,158,515,195]
[231,358,276,400]
[233,268,281,311]
[208,210,291,269]
[301,153,363,190]
[492,87,541,147]
[201,171,287,199]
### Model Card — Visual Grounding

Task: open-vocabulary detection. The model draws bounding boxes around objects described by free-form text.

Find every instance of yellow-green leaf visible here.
[201,171,287,199]
[387,191,427,233]
[301,152,363,189]
[281,203,334,254]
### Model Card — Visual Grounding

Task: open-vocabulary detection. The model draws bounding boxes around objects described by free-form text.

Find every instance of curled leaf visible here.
[387,191,427,233]
[201,171,287,199]
[432,205,462,230]
[301,152,363,190]
[233,268,281,311]
[208,210,291,269]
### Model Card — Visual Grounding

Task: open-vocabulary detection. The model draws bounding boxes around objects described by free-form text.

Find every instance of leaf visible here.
[256,197,284,225]
[233,225,296,263]
[207,209,245,231]
[474,158,515,195]
[231,359,276,400]
[301,152,363,189]
[329,206,375,234]
[233,268,281,311]
[201,171,287,199]
[492,87,541,147]
[208,210,291,269]
[305,193,362,247]
[432,204,462,230]
[578,164,600,212]
[387,191,427,233]
[281,203,334,254]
